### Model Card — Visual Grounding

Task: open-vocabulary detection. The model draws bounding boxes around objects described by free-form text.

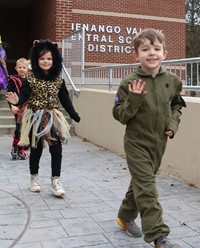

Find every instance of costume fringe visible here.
[18,107,70,148]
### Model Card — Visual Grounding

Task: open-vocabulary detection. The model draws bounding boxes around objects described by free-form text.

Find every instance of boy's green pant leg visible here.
[118,157,170,243]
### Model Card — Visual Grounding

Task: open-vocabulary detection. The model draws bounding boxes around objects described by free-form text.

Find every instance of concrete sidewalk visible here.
[0,135,200,248]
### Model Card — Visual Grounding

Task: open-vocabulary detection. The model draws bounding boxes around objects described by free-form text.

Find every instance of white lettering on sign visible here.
[87,44,133,54]
[126,27,142,34]
[72,23,121,34]
[71,23,162,54]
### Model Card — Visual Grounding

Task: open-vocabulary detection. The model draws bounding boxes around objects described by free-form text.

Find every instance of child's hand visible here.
[11,105,19,115]
[6,92,19,105]
[128,79,147,95]
[165,130,174,137]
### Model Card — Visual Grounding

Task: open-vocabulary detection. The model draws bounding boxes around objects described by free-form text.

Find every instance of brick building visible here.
[0,0,185,73]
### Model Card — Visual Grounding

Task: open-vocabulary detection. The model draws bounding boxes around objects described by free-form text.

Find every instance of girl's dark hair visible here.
[30,39,62,81]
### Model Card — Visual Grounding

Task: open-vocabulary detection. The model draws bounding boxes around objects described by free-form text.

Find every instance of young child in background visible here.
[6,40,80,198]
[113,29,186,248]
[7,58,29,160]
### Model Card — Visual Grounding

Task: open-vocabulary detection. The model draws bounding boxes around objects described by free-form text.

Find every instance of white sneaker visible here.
[50,177,65,197]
[30,174,41,192]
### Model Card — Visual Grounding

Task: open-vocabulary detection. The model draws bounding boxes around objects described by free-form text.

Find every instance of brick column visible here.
[56,0,73,42]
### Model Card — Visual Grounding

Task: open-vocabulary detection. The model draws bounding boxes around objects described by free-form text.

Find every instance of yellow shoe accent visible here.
[117,218,126,229]
[117,217,143,238]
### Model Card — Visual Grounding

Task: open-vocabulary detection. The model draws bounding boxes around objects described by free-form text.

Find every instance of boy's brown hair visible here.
[133,28,166,53]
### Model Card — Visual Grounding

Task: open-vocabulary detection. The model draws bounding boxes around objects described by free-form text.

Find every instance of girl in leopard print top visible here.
[6,40,80,197]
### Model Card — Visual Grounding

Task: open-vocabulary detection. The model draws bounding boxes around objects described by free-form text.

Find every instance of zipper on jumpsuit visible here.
[152,76,159,156]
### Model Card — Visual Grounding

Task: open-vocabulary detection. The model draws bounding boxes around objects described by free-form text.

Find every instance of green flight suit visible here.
[113,65,186,243]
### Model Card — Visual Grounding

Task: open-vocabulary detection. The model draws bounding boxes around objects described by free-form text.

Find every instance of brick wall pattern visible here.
[0,0,186,72]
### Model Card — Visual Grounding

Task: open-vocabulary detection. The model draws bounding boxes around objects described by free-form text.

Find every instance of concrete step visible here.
[0,116,15,125]
[0,91,15,135]
[0,100,9,108]
[69,124,75,134]
[0,107,12,116]
[0,124,15,135]
[0,90,6,100]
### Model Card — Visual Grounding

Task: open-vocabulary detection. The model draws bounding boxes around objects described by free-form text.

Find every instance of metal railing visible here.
[83,57,200,92]
[62,29,84,93]
[61,30,200,95]
[62,64,80,96]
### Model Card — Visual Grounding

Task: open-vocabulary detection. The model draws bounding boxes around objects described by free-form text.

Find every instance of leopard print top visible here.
[27,74,63,111]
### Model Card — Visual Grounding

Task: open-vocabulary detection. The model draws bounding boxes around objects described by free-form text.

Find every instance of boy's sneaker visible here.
[50,177,65,197]
[117,218,142,237]
[30,174,41,192]
[154,236,180,248]
[10,145,18,160]
[18,149,29,160]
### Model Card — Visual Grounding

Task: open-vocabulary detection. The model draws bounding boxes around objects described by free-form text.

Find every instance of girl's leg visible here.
[49,140,62,177]
[29,138,43,174]
[49,140,65,197]
[29,139,43,192]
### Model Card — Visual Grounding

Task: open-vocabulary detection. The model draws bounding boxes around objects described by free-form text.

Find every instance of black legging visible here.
[29,139,62,177]
[14,115,21,140]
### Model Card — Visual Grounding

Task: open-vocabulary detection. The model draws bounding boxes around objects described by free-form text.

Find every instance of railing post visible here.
[191,63,193,85]
[109,68,112,91]
[81,28,85,86]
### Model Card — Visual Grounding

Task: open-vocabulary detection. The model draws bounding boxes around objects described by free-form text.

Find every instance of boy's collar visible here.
[136,65,166,76]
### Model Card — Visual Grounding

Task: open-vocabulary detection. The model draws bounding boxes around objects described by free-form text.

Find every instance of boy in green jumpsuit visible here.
[113,29,186,248]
